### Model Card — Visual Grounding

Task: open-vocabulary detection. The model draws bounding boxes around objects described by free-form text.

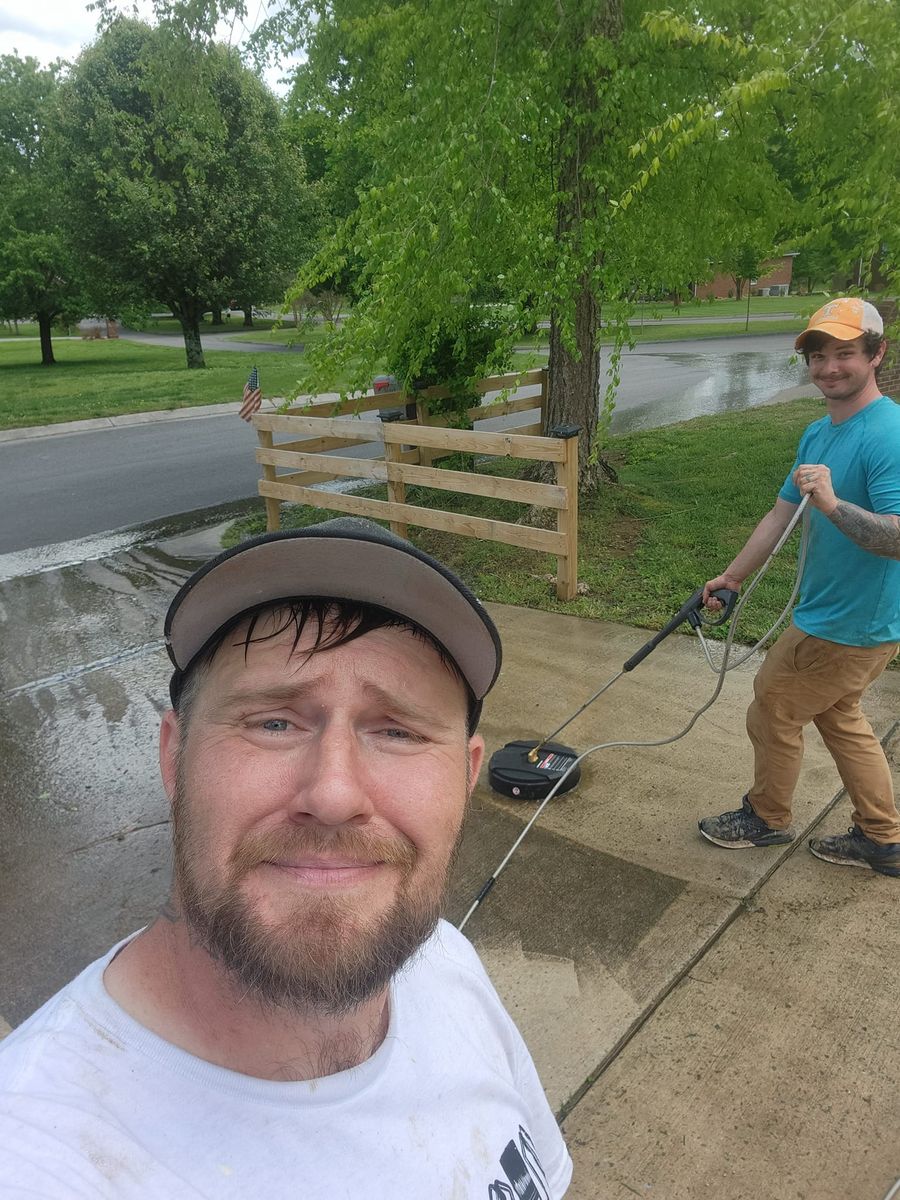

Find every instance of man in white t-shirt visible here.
[0,518,572,1198]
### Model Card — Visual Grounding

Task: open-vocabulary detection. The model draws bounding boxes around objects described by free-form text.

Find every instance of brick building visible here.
[875,300,900,397]
[693,253,799,301]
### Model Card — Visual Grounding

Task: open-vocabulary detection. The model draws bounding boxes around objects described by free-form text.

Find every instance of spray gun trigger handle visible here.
[701,588,739,626]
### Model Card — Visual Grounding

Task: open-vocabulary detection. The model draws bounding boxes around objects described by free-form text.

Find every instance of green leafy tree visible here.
[140,0,896,480]
[247,0,792,489]
[792,234,841,296]
[54,19,314,367]
[637,0,900,296]
[0,55,86,365]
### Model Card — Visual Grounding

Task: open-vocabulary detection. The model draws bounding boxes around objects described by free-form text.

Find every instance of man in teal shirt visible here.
[699,297,900,876]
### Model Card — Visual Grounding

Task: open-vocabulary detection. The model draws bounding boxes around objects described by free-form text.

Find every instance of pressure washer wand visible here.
[526,587,737,763]
[462,498,811,934]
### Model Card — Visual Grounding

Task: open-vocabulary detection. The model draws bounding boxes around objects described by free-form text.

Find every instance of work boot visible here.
[698,795,795,849]
[808,826,900,878]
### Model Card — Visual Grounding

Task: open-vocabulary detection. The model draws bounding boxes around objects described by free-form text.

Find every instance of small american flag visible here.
[240,365,262,422]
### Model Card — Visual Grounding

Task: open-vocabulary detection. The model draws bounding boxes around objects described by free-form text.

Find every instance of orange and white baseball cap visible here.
[795,297,884,350]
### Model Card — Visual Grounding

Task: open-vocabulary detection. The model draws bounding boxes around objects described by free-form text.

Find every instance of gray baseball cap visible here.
[164,517,502,726]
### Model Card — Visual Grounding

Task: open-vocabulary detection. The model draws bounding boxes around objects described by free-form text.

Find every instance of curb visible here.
[0,402,248,445]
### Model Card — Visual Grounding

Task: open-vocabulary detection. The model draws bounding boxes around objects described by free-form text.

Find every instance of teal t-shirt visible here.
[778,395,900,646]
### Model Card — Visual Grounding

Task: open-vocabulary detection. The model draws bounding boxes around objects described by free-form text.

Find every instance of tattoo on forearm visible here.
[828,502,900,560]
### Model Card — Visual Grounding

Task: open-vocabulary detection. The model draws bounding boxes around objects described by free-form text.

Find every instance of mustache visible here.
[226,825,418,879]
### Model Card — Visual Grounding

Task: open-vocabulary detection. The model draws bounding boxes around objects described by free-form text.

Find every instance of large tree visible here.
[0,55,86,366]
[54,19,314,367]
[135,0,894,478]
[638,0,900,296]
[249,0,789,489]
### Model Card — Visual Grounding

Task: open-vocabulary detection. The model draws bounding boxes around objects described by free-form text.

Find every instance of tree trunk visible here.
[547,282,601,493]
[543,0,622,495]
[172,301,206,368]
[38,312,56,366]
[242,302,253,328]
[210,308,224,326]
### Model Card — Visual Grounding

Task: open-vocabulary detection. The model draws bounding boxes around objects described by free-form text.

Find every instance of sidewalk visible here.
[0,399,248,444]
[469,607,899,1200]
[0,515,897,1198]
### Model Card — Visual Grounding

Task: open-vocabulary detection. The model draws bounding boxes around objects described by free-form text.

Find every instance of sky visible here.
[0,0,298,93]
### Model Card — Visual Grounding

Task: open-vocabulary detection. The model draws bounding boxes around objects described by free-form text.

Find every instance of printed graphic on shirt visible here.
[488,1126,551,1199]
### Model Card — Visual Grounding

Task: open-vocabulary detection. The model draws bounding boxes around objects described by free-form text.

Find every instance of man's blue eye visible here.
[261,718,291,732]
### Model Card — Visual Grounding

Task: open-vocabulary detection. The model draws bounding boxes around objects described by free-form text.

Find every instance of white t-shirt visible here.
[0,921,572,1198]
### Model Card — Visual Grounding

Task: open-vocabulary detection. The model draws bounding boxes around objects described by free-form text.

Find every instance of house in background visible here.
[693,252,799,300]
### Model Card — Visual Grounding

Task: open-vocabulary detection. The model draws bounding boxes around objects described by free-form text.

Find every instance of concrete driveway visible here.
[1,511,897,1199]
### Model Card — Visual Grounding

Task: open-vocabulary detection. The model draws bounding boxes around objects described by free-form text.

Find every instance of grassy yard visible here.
[632,294,817,320]
[513,316,811,362]
[621,317,804,340]
[224,396,829,646]
[0,303,807,431]
[0,338,325,429]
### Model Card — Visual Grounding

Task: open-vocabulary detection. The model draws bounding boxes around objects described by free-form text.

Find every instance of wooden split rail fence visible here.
[251,367,581,600]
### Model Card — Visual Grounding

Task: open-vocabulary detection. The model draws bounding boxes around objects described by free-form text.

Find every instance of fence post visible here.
[550,424,580,601]
[256,427,281,531]
[413,394,435,468]
[380,413,409,539]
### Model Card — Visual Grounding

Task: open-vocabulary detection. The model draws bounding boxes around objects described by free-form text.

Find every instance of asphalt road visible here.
[1,333,808,555]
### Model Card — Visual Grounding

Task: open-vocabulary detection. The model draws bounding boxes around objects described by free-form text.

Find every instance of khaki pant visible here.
[747,624,900,843]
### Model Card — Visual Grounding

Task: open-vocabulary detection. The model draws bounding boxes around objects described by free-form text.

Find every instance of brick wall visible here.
[875,300,900,397]
[693,255,795,300]
[756,258,793,288]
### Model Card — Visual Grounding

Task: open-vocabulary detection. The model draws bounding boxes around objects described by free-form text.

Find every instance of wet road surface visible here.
[2,334,813,555]
[608,334,809,433]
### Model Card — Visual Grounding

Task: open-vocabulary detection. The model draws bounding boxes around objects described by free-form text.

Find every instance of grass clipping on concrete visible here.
[226,397,827,646]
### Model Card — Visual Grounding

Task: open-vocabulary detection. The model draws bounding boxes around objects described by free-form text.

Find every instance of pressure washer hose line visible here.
[458,495,811,933]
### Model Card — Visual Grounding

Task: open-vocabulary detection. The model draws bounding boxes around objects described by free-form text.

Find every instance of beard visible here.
[171,774,460,1017]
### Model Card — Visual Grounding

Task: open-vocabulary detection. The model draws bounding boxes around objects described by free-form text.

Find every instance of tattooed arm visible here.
[793,463,900,560]
[827,503,900,560]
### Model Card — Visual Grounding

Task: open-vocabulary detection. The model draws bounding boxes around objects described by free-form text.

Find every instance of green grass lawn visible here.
[0,338,324,429]
[625,317,805,340]
[224,396,829,646]
[516,317,805,360]
[633,294,817,320]
[0,307,806,431]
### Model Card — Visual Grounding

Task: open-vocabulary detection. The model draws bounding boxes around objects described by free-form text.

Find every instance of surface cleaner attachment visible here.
[487,739,582,801]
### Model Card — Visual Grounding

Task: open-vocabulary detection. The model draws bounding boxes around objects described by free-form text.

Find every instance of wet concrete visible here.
[1,514,898,1199]
[0,513,243,1023]
[0,653,172,1023]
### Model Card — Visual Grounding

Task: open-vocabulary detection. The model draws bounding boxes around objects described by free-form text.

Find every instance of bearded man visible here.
[0,518,572,1198]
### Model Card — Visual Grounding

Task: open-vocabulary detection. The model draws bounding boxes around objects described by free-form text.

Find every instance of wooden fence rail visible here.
[251,367,581,599]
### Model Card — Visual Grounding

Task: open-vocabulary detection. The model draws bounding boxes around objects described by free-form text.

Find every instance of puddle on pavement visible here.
[611,347,811,434]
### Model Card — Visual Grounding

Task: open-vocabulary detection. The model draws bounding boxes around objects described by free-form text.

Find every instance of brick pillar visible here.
[875,300,900,397]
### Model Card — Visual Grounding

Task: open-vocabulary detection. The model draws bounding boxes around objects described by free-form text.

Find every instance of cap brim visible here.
[164,526,501,704]
[795,321,869,350]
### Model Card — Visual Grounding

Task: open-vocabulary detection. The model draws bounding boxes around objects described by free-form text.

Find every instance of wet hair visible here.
[801,329,886,365]
[172,596,476,734]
